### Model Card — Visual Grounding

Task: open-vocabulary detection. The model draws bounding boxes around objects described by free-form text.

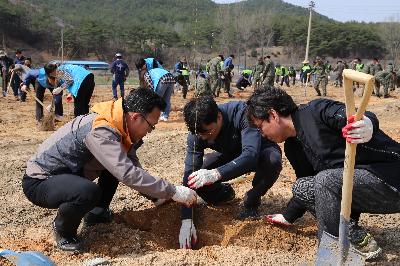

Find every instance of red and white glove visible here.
[265,214,291,226]
[179,219,197,249]
[172,185,197,207]
[342,115,373,144]
[188,169,221,189]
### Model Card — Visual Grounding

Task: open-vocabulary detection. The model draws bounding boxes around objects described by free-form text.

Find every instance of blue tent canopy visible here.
[50,60,110,70]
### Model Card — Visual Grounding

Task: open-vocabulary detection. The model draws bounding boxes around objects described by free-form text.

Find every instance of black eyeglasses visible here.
[140,114,156,131]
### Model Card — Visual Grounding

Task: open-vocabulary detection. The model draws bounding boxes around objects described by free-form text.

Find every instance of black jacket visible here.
[284,99,400,191]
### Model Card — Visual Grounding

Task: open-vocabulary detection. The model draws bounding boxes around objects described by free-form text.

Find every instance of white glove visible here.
[179,219,197,249]
[260,73,264,79]
[188,169,221,189]
[21,84,28,92]
[52,86,64,95]
[342,115,373,144]
[172,185,197,207]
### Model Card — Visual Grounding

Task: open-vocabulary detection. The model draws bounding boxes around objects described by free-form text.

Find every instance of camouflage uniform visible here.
[364,61,383,94]
[374,70,393,98]
[333,61,345,87]
[0,52,14,97]
[261,57,275,86]
[310,61,328,96]
[206,56,223,97]
[387,64,396,91]
[252,61,265,90]
[194,72,212,97]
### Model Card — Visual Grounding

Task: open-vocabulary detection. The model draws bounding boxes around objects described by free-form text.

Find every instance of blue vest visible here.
[58,64,91,97]
[148,68,169,90]
[37,68,49,88]
[145,58,162,71]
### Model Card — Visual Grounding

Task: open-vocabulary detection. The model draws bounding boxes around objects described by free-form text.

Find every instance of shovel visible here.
[316,69,375,266]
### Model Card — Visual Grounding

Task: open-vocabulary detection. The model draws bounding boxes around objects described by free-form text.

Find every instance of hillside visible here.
[0,0,386,62]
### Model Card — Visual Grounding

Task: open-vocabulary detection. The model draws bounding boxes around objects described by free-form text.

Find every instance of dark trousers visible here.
[11,74,21,97]
[22,170,119,237]
[112,77,125,99]
[195,145,282,208]
[74,73,95,117]
[280,75,290,86]
[35,81,63,121]
[290,169,400,244]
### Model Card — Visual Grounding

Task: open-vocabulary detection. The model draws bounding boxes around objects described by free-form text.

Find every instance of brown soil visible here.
[0,82,399,265]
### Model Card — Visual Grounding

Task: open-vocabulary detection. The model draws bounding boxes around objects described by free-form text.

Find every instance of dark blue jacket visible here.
[15,56,26,65]
[182,101,274,219]
[110,59,129,79]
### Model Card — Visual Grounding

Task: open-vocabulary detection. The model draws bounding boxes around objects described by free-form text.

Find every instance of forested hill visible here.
[0,0,386,61]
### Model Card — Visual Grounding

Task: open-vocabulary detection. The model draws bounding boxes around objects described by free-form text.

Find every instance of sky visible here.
[212,0,400,23]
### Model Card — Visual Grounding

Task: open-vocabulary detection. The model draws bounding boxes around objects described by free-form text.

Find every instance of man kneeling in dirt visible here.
[22,88,197,252]
[179,96,282,248]
[246,86,400,259]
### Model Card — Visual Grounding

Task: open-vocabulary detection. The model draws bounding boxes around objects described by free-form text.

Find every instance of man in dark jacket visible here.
[110,52,129,100]
[246,86,400,259]
[178,96,282,249]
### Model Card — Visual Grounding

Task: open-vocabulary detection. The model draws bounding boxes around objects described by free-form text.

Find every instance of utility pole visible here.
[305,1,315,62]
[61,28,64,63]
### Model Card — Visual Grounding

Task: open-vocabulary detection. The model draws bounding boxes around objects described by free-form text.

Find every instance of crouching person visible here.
[22,88,197,252]
[179,96,282,249]
[246,86,400,259]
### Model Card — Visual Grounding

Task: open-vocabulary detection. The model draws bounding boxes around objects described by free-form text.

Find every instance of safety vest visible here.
[302,65,311,72]
[58,64,91,97]
[242,69,252,76]
[356,63,364,72]
[148,68,169,91]
[145,58,162,71]
[275,67,282,76]
[37,68,49,88]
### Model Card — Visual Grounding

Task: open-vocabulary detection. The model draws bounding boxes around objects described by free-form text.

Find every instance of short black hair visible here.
[16,49,22,54]
[246,85,298,124]
[44,63,57,75]
[123,87,166,114]
[183,96,219,134]
[230,54,235,59]
[135,58,146,70]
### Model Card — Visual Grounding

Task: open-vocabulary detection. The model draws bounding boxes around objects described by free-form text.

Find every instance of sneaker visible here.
[354,234,382,260]
[15,96,20,101]
[53,222,81,252]
[237,206,260,220]
[2,91,6,97]
[215,183,235,205]
[113,97,118,101]
[265,214,292,226]
[84,207,114,226]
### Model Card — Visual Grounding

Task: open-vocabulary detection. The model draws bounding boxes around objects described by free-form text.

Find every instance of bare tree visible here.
[379,15,400,67]
[252,10,274,58]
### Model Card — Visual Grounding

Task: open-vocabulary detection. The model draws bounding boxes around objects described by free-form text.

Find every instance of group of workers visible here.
[1,49,399,262]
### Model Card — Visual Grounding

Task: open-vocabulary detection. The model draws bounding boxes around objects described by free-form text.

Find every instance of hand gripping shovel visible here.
[316,69,375,266]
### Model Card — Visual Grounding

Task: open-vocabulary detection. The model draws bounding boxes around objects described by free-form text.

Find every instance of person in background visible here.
[110,53,129,101]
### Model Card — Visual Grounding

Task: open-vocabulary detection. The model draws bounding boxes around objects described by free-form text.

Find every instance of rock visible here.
[83,257,112,266]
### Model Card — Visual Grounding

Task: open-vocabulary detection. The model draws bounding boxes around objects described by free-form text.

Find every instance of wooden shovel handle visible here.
[341,69,374,220]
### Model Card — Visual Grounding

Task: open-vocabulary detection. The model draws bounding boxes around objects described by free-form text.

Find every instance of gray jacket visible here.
[26,113,176,199]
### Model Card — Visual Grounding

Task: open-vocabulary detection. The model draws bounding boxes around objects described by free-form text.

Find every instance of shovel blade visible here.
[316,231,366,266]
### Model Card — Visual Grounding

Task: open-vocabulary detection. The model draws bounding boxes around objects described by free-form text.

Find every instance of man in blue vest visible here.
[135,57,163,87]
[50,64,95,117]
[110,53,129,101]
[22,63,64,122]
[140,65,175,122]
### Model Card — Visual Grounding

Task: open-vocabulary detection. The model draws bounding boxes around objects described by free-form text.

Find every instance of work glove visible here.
[179,219,197,249]
[260,73,264,79]
[20,84,29,92]
[188,169,221,189]
[172,185,197,207]
[265,214,292,226]
[52,86,64,95]
[342,115,373,144]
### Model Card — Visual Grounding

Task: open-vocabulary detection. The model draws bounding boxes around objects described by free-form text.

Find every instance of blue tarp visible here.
[50,60,110,70]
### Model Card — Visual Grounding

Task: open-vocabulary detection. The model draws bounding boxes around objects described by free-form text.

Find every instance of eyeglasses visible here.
[196,127,215,137]
[140,114,156,131]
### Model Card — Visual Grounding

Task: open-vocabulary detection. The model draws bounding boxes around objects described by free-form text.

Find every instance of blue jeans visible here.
[155,82,174,118]
[112,77,125,99]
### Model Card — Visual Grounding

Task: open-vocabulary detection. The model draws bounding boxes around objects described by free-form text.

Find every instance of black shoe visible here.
[209,183,235,206]
[53,222,81,252]
[84,208,114,226]
[237,206,260,220]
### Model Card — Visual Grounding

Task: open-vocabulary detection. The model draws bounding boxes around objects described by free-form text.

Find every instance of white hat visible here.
[115,53,122,57]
